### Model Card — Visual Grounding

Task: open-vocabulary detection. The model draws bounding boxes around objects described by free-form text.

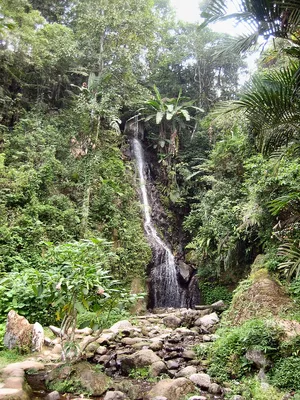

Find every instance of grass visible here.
[0,349,28,370]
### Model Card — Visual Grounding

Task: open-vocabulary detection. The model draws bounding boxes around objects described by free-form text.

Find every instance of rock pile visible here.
[2,303,228,400]
[43,305,224,400]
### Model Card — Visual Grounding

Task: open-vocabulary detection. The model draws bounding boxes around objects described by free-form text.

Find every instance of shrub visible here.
[0,323,5,351]
[270,356,300,390]
[199,282,233,305]
[226,377,285,400]
[208,319,283,382]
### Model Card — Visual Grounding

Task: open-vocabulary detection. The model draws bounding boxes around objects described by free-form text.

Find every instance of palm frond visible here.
[213,63,300,153]
[278,241,300,279]
[201,0,300,53]
[268,192,300,215]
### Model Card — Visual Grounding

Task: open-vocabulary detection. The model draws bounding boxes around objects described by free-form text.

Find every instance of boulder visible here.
[97,331,117,345]
[75,327,93,335]
[32,322,44,352]
[4,311,33,351]
[46,362,111,396]
[178,261,194,283]
[211,300,226,310]
[166,360,179,370]
[45,391,60,400]
[109,320,133,334]
[209,383,222,394]
[176,366,197,378]
[147,378,195,400]
[194,313,219,329]
[182,350,196,360]
[104,391,127,400]
[189,373,211,390]
[162,315,182,329]
[149,340,163,351]
[149,361,167,377]
[245,349,270,369]
[96,346,108,355]
[120,349,161,374]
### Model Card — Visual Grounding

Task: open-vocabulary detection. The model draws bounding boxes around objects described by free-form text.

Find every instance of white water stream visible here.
[132,138,185,308]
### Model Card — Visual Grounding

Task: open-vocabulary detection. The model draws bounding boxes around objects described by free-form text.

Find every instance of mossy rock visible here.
[46,362,111,396]
[224,264,294,326]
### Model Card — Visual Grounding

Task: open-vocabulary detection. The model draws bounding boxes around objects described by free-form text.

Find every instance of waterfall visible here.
[132,137,186,308]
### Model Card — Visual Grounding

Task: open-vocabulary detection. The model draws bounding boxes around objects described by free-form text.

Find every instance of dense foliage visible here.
[0,0,300,376]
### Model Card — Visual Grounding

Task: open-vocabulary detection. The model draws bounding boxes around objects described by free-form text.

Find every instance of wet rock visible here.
[189,373,211,390]
[147,378,195,400]
[188,396,207,400]
[176,366,197,378]
[32,322,44,352]
[104,391,127,400]
[162,315,182,329]
[4,311,33,350]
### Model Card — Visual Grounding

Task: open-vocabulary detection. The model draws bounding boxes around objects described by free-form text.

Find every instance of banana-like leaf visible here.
[180,109,191,121]
[156,111,164,124]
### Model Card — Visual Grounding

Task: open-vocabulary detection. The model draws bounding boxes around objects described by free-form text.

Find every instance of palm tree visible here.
[215,62,300,153]
[201,0,300,55]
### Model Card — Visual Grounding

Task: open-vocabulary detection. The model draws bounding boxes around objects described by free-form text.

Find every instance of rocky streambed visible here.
[1,302,231,400]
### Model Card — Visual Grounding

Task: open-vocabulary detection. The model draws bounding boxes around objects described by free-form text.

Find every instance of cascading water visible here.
[132,137,186,308]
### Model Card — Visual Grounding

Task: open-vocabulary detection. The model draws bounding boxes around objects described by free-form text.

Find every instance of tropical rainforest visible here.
[0,0,300,398]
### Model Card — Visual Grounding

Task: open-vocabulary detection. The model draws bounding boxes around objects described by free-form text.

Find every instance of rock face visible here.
[4,310,33,350]
[146,378,195,400]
